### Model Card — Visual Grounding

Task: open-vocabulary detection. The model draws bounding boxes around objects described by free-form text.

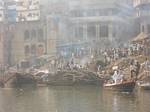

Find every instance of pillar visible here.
[83,24,87,40]
[109,23,113,42]
[96,24,100,40]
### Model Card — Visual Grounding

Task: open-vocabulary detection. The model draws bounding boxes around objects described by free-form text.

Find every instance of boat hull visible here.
[139,83,150,90]
[104,81,136,92]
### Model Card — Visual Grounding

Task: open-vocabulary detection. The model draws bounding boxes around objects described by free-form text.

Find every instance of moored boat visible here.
[138,82,150,90]
[104,80,136,92]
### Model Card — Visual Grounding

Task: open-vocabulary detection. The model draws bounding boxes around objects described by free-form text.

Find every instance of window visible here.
[75,27,79,38]
[31,44,36,55]
[100,25,108,38]
[113,30,116,37]
[141,25,144,32]
[38,29,44,41]
[75,26,83,39]
[37,44,44,56]
[24,30,30,40]
[87,25,96,38]
[25,45,30,56]
[78,27,84,39]
[31,29,36,39]
[147,24,150,33]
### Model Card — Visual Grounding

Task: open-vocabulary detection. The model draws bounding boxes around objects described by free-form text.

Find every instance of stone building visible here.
[11,21,46,65]
[67,0,134,50]
[133,0,150,34]
[0,24,13,66]
[0,24,5,65]
[0,0,12,66]
[39,0,134,57]
[0,0,4,65]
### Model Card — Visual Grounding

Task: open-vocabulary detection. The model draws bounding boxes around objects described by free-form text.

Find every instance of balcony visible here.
[136,10,150,18]
[134,0,150,7]
[69,16,127,24]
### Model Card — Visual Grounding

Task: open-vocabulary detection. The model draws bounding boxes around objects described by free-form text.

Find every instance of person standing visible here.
[135,61,141,79]
[143,58,150,76]
[130,60,135,79]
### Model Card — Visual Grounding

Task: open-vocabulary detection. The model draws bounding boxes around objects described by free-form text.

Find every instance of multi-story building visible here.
[11,21,46,65]
[133,0,150,56]
[9,0,50,65]
[2,0,148,65]
[0,0,4,65]
[133,0,150,34]
[0,0,57,65]
[67,0,133,51]
[0,24,4,65]
[0,0,13,66]
[40,0,134,57]
[0,24,13,66]
[16,0,40,22]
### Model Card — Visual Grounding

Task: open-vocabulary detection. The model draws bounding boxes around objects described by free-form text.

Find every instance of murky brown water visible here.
[0,86,150,112]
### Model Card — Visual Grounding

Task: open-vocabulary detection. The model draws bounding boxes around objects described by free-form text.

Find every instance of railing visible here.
[136,10,150,17]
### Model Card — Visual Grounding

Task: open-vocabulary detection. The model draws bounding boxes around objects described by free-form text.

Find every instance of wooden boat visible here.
[104,80,136,92]
[138,82,150,90]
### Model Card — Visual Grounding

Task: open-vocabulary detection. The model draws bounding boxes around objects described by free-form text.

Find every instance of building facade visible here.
[2,0,150,66]
[67,0,134,51]
[16,0,40,22]
[11,21,46,65]
[133,0,150,34]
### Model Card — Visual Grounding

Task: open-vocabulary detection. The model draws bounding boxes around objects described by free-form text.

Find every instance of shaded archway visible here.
[31,44,36,55]
[31,29,36,40]
[24,45,30,56]
[37,44,44,56]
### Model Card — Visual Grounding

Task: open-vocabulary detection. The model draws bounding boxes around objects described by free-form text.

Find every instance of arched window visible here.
[87,25,96,38]
[37,44,44,56]
[31,44,36,55]
[38,29,44,41]
[31,29,36,40]
[25,45,30,56]
[100,25,108,38]
[24,30,30,40]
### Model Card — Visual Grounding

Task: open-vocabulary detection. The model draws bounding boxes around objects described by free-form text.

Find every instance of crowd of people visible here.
[101,43,149,65]
[0,37,149,84]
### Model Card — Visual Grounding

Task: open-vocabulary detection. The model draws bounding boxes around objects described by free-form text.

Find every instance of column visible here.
[83,24,87,40]
[72,26,76,38]
[109,23,113,42]
[96,24,100,40]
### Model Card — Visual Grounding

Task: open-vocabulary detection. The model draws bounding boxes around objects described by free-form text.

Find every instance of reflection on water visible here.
[0,86,150,112]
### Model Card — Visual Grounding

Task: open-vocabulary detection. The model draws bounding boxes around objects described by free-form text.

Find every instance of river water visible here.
[0,85,150,112]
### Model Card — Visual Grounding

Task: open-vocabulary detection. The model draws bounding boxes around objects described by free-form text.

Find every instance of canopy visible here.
[132,32,150,42]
